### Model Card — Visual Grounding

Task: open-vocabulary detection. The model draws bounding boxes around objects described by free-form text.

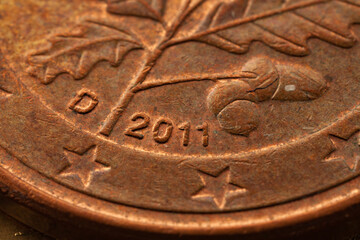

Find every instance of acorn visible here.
[217,100,260,136]
[207,57,328,135]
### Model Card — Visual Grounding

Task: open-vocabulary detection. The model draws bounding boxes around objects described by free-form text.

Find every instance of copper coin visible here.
[1,0,360,239]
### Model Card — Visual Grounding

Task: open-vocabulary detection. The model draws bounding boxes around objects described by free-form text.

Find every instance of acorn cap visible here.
[241,57,279,102]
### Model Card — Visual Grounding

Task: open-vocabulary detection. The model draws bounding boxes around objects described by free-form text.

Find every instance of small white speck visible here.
[285,85,296,91]
[14,232,23,237]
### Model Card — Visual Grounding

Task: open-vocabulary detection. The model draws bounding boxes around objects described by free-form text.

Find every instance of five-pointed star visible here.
[325,133,360,171]
[192,168,247,209]
[60,146,110,188]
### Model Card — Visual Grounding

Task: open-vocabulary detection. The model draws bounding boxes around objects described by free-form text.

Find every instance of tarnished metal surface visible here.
[1,0,360,239]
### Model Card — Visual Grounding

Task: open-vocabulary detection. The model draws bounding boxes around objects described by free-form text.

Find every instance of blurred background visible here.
[0,210,51,240]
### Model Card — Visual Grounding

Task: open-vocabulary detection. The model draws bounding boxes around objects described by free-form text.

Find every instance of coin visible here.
[1,0,360,239]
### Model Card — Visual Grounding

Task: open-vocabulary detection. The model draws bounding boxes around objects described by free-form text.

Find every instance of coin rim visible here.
[1,148,360,236]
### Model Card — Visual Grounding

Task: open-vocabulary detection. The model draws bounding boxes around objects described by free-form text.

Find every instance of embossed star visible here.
[325,133,360,171]
[192,168,247,209]
[60,146,110,188]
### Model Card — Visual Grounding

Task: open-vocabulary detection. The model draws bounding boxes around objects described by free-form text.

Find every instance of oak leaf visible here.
[27,20,141,84]
[196,0,360,55]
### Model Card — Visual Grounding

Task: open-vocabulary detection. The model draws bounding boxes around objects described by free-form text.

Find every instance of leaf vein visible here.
[137,0,164,22]
[85,19,142,43]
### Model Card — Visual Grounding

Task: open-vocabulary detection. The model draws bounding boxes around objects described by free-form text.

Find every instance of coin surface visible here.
[1,0,360,239]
